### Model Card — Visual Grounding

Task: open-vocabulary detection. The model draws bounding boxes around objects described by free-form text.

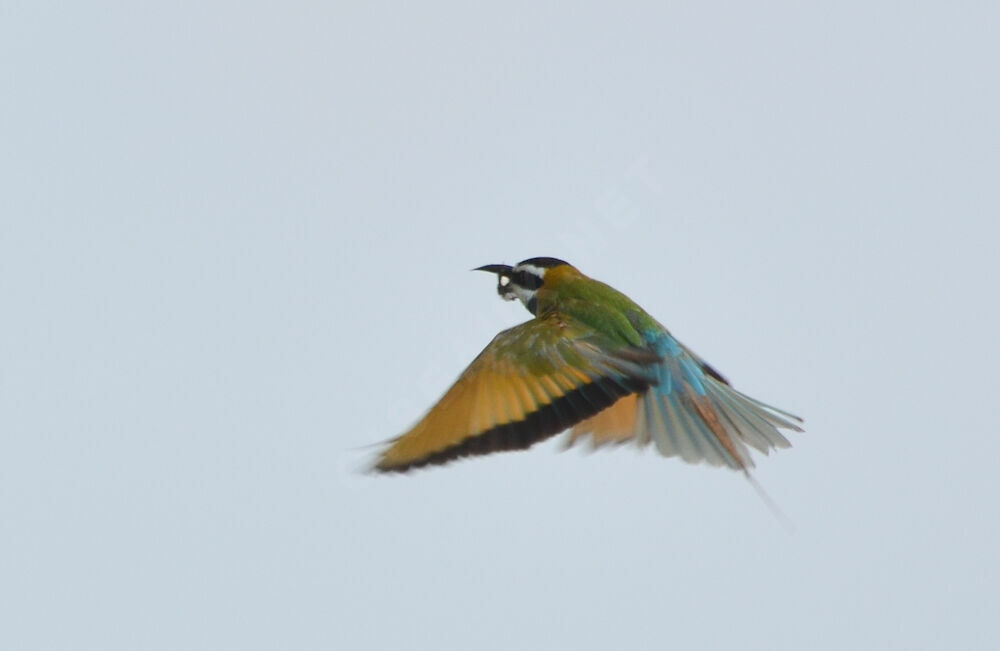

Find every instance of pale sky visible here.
[2,3,998,650]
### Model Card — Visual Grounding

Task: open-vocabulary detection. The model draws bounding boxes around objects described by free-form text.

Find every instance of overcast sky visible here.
[2,3,998,650]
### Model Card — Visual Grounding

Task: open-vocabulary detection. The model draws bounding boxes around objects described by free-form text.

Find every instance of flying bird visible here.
[373,257,802,474]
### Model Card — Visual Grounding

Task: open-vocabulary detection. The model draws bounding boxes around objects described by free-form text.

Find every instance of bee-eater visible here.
[373,257,802,474]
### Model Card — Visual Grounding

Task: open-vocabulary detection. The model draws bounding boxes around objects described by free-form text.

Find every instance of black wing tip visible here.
[370,376,647,474]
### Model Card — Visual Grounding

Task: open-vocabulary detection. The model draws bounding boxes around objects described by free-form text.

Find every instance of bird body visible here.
[373,258,801,473]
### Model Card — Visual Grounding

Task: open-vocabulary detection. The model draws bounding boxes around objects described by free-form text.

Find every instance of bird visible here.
[372,257,802,474]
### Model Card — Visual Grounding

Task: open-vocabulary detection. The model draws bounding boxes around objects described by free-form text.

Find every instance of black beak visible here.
[474,264,514,275]
[474,264,517,301]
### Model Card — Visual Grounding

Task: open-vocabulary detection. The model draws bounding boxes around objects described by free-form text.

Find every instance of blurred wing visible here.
[373,312,657,472]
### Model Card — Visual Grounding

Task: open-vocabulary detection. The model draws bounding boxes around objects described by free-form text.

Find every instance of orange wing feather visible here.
[374,315,654,472]
[565,393,639,448]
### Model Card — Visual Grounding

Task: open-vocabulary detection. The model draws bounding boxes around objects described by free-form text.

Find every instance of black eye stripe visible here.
[511,270,544,290]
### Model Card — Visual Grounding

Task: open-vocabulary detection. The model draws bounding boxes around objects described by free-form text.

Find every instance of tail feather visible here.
[655,392,729,466]
[649,393,683,456]
[709,386,792,454]
[715,399,777,456]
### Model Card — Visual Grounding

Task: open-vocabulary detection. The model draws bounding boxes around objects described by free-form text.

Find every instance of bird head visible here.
[475,257,571,315]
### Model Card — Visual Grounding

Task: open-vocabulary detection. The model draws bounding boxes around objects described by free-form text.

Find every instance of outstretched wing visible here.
[373,312,658,472]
